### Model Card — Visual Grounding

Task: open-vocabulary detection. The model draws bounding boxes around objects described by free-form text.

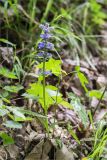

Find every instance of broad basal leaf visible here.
[3,120,22,129]
[27,82,72,111]
[7,107,25,119]
[0,67,17,79]
[68,92,89,128]
[4,85,23,93]
[0,107,9,116]
[26,83,62,110]
[0,132,14,145]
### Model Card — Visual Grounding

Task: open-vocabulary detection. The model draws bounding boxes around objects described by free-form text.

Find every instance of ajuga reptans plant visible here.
[26,23,73,132]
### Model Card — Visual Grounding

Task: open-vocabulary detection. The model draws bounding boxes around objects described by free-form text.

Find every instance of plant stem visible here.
[93,85,107,117]
[43,56,49,135]
[53,76,61,136]
[87,86,107,133]
[43,57,46,113]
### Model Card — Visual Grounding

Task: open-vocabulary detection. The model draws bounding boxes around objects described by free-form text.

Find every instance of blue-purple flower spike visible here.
[40,33,51,40]
[40,23,54,33]
[43,71,52,76]
[46,42,54,50]
[38,42,45,49]
[37,52,52,58]
[37,23,54,59]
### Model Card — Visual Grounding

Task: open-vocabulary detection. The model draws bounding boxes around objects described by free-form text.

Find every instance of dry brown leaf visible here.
[97,75,107,88]
[6,144,19,160]
[94,109,107,121]
[51,139,74,160]
[0,47,13,63]
[25,140,52,160]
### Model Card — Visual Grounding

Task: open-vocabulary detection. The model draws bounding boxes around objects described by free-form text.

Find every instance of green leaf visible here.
[26,83,72,111]
[88,110,95,131]
[27,83,63,110]
[41,0,53,21]
[55,139,63,149]
[0,107,9,116]
[68,124,80,144]
[38,117,49,132]
[90,0,106,25]
[14,116,33,122]
[75,66,88,92]
[75,66,80,72]
[37,58,62,77]
[0,67,17,79]
[4,85,23,93]
[46,89,59,97]
[27,83,52,109]
[68,92,89,128]
[0,132,14,145]
[77,71,88,92]
[1,97,10,104]
[0,38,15,47]
[88,90,102,99]
[19,108,46,118]
[59,100,73,109]
[88,88,107,101]
[22,93,39,100]
[7,107,25,119]
[3,120,22,129]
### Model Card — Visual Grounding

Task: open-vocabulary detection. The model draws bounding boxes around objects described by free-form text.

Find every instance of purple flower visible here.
[46,52,52,57]
[37,51,45,57]
[40,33,51,39]
[46,42,54,50]
[38,42,45,49]
[39,70,52,76]
[37,23,54,60]
[37,52,52,58]
[40,23,54,33]
[43,71,52,76]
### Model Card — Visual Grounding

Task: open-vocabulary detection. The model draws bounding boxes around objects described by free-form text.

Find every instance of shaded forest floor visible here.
[0,1,107,160]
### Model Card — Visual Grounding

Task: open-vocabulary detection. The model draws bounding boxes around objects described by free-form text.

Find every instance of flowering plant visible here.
[26,23,73,132]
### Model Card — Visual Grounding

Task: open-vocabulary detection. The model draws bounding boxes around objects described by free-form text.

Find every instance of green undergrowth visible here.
[0,0,107,159]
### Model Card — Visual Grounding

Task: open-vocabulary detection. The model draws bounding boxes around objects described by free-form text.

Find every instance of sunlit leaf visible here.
[0,132,14,145]
[77,72,88,92]
[75,66,88,92]
[82,158,89,160]
[37,58,62,77]
[59,100,73,109]
[14,115,33,122]
[27,82,63,110]
[0,67,17,79]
